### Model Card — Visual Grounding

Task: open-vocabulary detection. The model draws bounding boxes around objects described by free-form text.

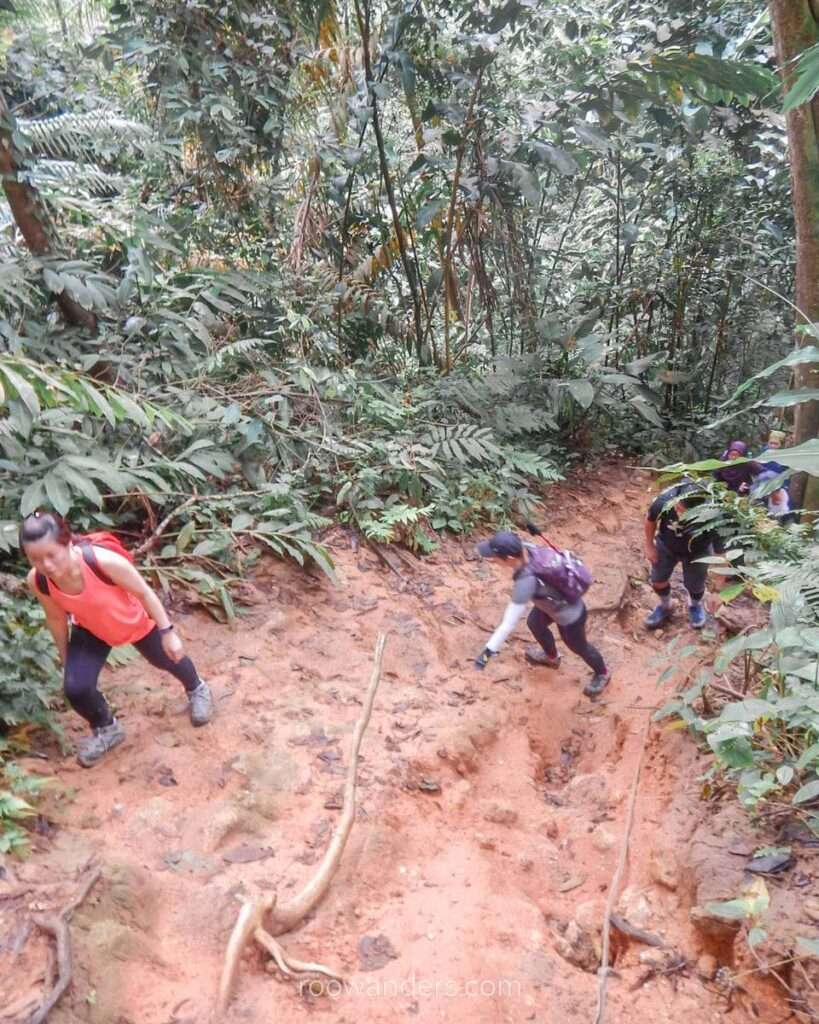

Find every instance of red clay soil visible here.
[0,464,792,1024]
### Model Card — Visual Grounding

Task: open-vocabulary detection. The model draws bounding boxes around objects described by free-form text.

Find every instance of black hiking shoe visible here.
[583,671,611,699]
[525,645,561,669]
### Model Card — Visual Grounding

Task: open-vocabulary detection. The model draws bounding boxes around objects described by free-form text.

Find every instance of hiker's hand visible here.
[645,543,657,565]
[474,648,495,670]
[161,629,184,663]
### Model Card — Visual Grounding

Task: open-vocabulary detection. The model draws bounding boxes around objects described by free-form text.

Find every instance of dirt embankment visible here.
[1,464,810,1024]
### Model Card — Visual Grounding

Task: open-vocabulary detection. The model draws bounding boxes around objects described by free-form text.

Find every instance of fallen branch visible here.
[609,912,664,948]
[593,714,651,1024]
[133,494,199,557]
[217,632,388,1016]
[27,865,101,1024]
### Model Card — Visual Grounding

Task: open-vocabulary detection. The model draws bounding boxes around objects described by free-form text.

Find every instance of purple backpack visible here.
[527,541,593,603]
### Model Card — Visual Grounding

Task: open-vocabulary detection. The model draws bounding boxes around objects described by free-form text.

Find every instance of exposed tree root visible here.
[593,714,651,1024]
[26,863,101,1024]
[216,632,387,1017]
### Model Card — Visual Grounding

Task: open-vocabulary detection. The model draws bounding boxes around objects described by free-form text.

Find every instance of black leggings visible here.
[64,626,201,729]
[527,606,607,676]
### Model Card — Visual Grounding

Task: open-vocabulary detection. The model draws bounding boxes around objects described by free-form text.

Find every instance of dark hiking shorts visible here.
[650,541,709,601]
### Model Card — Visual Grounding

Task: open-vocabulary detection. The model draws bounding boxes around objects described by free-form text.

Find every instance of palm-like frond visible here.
[19,110,151,163]
[758,549,819,615]
[33,158,131,197]
[4,0,110,38]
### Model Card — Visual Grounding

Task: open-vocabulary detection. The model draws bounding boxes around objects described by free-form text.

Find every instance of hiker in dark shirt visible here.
[644,484,723,630]
[472,531,610,699]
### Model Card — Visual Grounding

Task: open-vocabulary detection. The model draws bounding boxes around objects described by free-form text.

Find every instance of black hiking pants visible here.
[527,605,607,676]
[64,626,200,729]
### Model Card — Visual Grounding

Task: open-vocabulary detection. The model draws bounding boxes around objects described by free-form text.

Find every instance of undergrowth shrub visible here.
[0,590,60,855]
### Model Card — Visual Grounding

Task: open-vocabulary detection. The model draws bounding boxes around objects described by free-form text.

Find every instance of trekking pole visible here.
[523,521,561,552]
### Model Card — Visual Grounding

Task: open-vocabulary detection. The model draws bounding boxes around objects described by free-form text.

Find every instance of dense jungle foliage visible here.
[2,0,819,904]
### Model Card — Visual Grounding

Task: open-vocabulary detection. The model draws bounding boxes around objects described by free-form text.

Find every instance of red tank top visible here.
[47,549,155,646]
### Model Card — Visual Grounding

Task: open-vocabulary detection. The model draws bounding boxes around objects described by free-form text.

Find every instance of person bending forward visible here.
[473,531,610,699]
[20,511,213,767]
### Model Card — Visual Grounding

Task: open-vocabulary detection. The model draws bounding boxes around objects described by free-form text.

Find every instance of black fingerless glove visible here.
[474,647,496,670]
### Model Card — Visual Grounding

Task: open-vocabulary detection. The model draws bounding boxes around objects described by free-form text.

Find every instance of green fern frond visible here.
[418,424,500,464]
[5,0,110,37]
[33,159,131,197]
[205,337,272,372]
[19,111,151,163]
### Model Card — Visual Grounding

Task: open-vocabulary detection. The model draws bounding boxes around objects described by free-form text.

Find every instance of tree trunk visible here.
[0,91,96,331]
[770,0,819,509]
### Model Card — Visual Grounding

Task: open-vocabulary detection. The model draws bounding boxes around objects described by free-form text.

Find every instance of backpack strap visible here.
[79,542,117,586]
[35,571,50,596]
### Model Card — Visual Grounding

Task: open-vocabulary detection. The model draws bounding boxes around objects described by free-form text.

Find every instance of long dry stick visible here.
[133,494,199,557]
[217,632,388,1016]
[593,714,651,1024]
[27,865,101,1024]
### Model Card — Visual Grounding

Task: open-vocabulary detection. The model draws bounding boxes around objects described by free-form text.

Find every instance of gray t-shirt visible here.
[511,567,584,626]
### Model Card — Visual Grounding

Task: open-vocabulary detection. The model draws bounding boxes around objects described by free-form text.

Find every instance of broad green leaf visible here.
[719,699,775,723]
[54,463,104,508]
[797,742,819,771]
[573,122,611,152]
[793,779,819,805]
[769,440,819,476]
[530,142,578,176]
[797,936,819,957]
[718,583,745,603]
[711,735,756,769]
[715,629,773,672]
[44,471,72,515]
[303,541,336,581]
[176,521,196,553]
[704,898,753,921]
[748,927,767,948]
[783,42,819,112]
[765,388,819,408]
[1,366,40,417]
[724,345,819,405]
[192,538,221,557]
[20,479,47,517]
[231,512,254,531]
[416,198,447,230]
[566,379,595,409]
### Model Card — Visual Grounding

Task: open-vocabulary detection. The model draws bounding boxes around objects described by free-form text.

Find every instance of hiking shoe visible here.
[688,604,707,629]
[76,719,125,768]
[583,671,611,699]
[644,604,671,630]
[188,680,213,727]
[525,645,561,669]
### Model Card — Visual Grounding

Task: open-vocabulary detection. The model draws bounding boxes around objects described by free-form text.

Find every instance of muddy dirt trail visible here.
[1,464,788,1024]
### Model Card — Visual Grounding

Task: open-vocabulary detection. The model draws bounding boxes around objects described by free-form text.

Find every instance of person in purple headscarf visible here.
[714,440,762,493]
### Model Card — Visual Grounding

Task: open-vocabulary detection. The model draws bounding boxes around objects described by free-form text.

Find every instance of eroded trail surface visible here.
[2,465,786,1024]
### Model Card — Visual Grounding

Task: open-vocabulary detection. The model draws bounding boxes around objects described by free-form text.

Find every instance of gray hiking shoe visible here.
[188,680,213,727]
[525,645,562,669]
[76,718,125,768]
[583,671,611,700]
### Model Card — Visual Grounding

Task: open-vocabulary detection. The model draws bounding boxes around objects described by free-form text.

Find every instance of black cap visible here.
[476,531,523,559]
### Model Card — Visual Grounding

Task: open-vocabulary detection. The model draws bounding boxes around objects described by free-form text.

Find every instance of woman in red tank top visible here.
[20,510,214,767]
